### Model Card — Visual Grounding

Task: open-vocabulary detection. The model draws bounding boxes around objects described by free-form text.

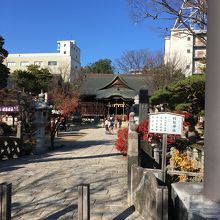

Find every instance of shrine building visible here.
[79,73,154,120]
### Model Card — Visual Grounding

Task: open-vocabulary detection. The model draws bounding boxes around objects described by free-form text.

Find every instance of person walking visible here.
[108,118,114,134]
[118,117,122,128]
[104,118,109,134]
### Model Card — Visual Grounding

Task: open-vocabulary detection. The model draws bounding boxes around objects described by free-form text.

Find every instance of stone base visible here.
[127,155,139,205]
[131,165,168,220]
[172,182,220,220]
[33,147,48,155]
[33,143,48,155]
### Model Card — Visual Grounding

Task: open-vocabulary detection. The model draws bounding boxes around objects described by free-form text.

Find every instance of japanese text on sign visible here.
[149,113,184,135]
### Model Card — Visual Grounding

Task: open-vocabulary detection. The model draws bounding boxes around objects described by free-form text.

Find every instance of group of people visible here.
[104,115,122,134]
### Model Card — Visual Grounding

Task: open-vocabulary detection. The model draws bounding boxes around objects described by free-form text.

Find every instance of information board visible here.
[149,112,184,135]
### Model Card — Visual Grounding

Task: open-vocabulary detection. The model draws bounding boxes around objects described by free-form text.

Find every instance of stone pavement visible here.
[1,126,143,220]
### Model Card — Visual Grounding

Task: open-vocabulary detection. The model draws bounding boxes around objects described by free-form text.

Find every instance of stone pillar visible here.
[0,182,12,220]
[78,184,90,220]
[192,148,198,161]
[139,89,149,123]
[16,121,22,138]
[132,95,139,124]
[153,147,160,164]
[204,0,220,202]
[169,147,175,171]
[127,112,139,205]
[201,150,204,172]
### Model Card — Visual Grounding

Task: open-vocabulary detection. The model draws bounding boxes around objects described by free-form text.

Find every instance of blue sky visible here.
[1,0,171,67]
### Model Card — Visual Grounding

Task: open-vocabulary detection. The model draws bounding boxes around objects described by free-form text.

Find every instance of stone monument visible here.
[138,89,149,123]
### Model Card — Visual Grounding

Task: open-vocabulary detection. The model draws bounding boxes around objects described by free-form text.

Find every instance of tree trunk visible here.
[50,118,61,150]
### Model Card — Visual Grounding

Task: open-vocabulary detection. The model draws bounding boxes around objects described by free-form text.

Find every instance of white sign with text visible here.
[149,112,184,135]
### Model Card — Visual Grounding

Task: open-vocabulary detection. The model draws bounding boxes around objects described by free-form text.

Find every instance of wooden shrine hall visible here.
[79,73,154,120]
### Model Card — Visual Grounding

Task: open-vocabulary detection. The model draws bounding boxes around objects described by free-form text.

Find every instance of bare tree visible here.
[164,50,189,73]
[116,49,163,73]
[151,55,186,90]
[152,65,184,90]
[128,0,207,42]
[57,62,70,82]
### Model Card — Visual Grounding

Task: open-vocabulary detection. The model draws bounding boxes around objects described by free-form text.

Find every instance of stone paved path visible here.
[1,126,143,220]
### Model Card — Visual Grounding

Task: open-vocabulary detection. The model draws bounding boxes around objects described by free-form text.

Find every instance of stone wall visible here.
[131,165,168,220]
[140,140,160,169]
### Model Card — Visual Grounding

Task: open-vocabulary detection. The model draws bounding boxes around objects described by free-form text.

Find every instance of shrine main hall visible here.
[79,73,154,120]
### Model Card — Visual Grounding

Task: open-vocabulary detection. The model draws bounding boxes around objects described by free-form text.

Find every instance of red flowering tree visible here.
[115,127,128,155]
[115,111,193,154]
[49,81,80,149]
[137,119,181,145]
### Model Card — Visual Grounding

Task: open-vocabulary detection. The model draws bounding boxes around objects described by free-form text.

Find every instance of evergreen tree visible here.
[150,75,205,114]
[0,36,10,89]
[82,59,114,74]
[12,65,52,95]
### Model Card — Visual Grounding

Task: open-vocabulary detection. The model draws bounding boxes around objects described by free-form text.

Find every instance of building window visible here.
[64,51,66,54]
[57,43,60,50]
[75,66,78,69]
[195,37,206,46]
[187,37,191,41]
[48,61,57,66]
[187,49,191,53]
[64,44,66,47]
[34,61,43,66]
[76,56,77,59]
[195,50,206,58]
[7,62,16,67]
[20,61,29,67]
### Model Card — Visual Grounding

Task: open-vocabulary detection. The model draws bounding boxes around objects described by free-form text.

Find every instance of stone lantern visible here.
[134,94,139,105]
[132,94,139,124]
[32,91,51,154]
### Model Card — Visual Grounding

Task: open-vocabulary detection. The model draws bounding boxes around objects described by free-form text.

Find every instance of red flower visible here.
[115,128,128,153]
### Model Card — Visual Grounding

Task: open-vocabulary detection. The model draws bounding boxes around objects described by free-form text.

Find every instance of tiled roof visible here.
[96,87,136,99]
[79,73,154,98]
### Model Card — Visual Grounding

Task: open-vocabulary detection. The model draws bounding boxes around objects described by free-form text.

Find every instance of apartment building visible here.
[164,28,206,77]
[4,40,81,82]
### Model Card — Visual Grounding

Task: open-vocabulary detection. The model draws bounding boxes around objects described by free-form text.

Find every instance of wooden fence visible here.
[140,140,204,179]
[0,137,23,160]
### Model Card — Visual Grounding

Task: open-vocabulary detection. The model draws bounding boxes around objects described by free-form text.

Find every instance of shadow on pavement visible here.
[29,153,123,163]
[0,153,122,173]
[42,204,77,220]
[55,140,113,152]
[112,206,135,220]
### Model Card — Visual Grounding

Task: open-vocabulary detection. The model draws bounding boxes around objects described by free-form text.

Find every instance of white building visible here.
[4,40,81,82]
[164,29,206,77]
